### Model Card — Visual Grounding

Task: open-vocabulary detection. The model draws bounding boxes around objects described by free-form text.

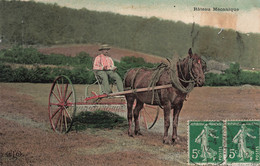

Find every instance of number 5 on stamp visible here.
[226,121,260,164]
[188,121,224,165]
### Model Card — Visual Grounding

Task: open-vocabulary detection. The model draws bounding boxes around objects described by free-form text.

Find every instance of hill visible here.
[1,0,260,68]
[38,44,165,63]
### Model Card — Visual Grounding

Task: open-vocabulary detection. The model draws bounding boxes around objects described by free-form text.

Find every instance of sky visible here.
[24,0,260,33]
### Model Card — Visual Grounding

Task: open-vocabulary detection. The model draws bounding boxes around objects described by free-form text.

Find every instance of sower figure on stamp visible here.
[93,44,124,94]
[232,124,256,161]
[195,124,219,162]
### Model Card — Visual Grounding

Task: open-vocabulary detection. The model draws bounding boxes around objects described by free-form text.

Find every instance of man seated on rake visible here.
[93,44,124,94]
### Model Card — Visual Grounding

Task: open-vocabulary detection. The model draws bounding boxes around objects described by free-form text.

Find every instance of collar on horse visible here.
[177,57,196,83]
[126,56,198,106]
[167,57,196,94]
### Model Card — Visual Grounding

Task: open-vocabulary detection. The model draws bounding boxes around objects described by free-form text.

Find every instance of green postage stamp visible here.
[188,121,224,165]
[188,120,260,165]
[226,121,260,164]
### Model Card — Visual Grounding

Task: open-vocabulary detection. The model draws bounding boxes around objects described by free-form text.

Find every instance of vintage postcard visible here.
[0,0,259,165]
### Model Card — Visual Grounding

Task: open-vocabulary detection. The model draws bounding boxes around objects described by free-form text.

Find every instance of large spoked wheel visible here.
[139,104,160,130]
[48,75,76,133]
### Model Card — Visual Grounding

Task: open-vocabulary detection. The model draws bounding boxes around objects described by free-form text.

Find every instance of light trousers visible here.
[95,70,124,94]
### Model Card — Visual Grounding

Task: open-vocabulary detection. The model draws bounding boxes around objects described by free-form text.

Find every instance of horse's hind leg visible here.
[133,99,144,135]
[163,102,171,144]
[125,95,135,137]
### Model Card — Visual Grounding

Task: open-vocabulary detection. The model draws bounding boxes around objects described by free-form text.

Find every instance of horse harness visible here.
[127,57,200,108]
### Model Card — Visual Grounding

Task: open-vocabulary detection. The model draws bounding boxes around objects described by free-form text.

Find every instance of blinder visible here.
[189,56,207,84]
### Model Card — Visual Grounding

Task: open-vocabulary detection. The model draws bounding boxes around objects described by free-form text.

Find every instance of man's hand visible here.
[103,66,108,70]
[112,66,117,71]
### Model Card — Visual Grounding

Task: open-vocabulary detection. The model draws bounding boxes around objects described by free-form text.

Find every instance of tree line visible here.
[0,0,260,68]
[0,46,259,86]
[0,46,156,83]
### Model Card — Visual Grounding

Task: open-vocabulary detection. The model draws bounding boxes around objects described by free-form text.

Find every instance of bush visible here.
[74,52,93,68]
[0,46,93,67]
[12,67,30,82]
[2,47,259,86]
[116,56,157,79]
[28,67,53,83]
[0,46,42,64]
[0,63,13,82]
[51,68,72,80]
[240,70,260,85]
[205,62,260,86]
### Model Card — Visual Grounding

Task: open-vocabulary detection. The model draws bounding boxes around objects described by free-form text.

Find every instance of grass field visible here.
[0,82,259,165]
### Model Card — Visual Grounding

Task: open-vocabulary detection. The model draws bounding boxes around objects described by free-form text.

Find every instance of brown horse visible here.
[124,48,206,144]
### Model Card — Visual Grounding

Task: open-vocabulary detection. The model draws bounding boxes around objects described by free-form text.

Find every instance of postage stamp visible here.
[226,120,260,164]
[188,121,224,165]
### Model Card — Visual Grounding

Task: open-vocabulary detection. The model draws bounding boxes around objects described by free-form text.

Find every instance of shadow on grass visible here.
[71,110,128,132]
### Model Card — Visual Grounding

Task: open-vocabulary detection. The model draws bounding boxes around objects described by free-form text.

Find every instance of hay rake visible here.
[48,75,166,133]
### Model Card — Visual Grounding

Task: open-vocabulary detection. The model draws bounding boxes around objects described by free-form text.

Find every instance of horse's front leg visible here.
[134,99,144,135]
[172,102,183,143]
[163,102,171,144]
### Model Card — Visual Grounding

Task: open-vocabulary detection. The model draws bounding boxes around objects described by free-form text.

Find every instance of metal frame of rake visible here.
[48,75,168,133]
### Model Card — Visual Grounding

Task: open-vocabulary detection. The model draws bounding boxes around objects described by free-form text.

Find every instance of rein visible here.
[129,63,166,107]
[177,58,196,83]
[126,56,197,106]
[168,57,196,93]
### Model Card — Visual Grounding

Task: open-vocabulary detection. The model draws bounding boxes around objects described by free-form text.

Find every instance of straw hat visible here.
[99,44,111,51]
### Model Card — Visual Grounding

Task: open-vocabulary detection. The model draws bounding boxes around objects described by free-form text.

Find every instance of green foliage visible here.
[224,63,241,86]
[0,47,155,83]
[0,46,40,64]
[28,67,53,83]
[0,1,259,68]
[12,67,30,82]
[205,63,260,86]
[0,62,13,82]
[239,70,260,85]
[72,110,127,131]
[70,66,96,84]
[116,56,157,79]
[0,46,259,86]
[74,52,93,68]
[0,46,94,68]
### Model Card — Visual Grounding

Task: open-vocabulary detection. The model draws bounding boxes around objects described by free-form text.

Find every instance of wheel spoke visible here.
[64,107,72,121]
[51,107,61,119]
[64,111,68,131]
[143,107,153,120]
[52,91,61,103]
[64,91,73,103]
[49,75,76,133]
[140,105,160,130]
[63,83,69,102]
[60,110,64,132]
[141,110,148,129]
[56,82,62,101]
[55,110,62,130]
[49,103,61,106]
[61,77,64,98]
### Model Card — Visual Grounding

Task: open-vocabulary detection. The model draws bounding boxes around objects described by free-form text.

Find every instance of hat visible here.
[99,44,111,51]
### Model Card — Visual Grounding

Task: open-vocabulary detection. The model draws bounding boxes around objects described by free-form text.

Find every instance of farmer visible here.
[93,44,123,94]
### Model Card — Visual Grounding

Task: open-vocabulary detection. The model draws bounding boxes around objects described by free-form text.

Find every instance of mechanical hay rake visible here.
[48,75,169,133]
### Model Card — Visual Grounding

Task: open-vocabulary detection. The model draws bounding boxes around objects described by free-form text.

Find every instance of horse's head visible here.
[188,48,206,87]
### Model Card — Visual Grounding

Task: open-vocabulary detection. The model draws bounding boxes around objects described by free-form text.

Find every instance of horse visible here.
[123,48,206,144]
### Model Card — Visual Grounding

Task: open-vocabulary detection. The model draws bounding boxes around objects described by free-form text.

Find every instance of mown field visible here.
[38,44,165,63]
[0,82,259,165]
